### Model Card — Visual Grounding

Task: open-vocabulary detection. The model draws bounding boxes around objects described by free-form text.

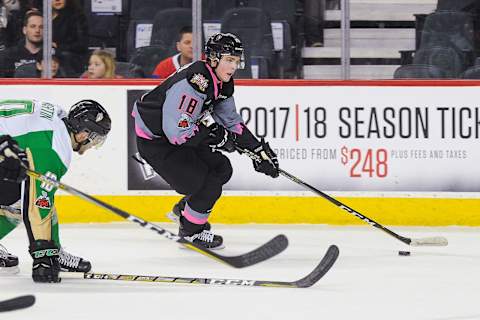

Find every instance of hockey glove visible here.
[0,135,28,183]
[205,123,236,153]
[29,240,61,283]
[252,138,279,178]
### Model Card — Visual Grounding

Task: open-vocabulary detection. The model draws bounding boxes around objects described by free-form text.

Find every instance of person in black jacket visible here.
[0,10,42,77]
[4,0,41,48]
[132,33,280,249]
[51,0,88,74]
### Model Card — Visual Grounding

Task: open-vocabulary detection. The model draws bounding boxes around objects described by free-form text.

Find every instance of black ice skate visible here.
[167,196,211,230]
[0,244,19,274]
[179,216,224,250]
[58,248,91,273]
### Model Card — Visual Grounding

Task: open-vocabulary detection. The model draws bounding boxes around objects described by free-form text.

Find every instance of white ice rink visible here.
[1,223,479,320]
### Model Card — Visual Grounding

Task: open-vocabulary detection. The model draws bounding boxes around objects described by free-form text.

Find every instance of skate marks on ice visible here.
[2,225,480,320]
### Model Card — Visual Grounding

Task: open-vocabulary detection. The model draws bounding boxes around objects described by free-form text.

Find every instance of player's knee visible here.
[200,183,223,206]
[170,171,207,195]
[217,159,233,185]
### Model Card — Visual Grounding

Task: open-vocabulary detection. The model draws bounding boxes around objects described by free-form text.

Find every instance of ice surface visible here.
[1,224,479,320]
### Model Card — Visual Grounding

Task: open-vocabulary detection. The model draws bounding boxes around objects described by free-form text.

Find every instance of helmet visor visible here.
[220,52,245,70]
[87,131,107,149]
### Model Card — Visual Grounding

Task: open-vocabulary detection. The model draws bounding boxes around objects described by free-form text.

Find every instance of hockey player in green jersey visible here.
[0,99,111,282]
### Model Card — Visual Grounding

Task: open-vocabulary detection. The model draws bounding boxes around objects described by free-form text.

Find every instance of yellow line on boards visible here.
[55,195,480,226]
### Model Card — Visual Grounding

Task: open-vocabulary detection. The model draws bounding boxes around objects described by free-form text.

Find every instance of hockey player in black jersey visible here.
[132,33,279,249]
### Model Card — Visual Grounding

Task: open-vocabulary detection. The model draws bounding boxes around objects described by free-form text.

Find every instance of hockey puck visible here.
[398,251,411,256]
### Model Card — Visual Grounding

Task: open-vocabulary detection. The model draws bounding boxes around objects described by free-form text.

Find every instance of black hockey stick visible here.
[237,146,448,247]
[19,165,288,268]
[61,245,339,288]
[0,295,35,312]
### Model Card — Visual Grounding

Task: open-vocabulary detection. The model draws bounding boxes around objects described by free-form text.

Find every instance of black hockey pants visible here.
[136,137,233,217]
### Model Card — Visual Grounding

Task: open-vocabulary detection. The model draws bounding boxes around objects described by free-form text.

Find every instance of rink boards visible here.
[55,194,480,226]
[1,79,479,226]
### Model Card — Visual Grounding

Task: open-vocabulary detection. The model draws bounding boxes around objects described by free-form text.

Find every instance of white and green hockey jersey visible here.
[0,99,72,242]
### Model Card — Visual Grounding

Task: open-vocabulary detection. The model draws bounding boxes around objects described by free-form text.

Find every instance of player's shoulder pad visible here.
[186,61,211,94]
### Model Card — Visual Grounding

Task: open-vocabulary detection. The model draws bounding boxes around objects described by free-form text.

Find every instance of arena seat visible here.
[115,62,145,78]
[129,0,183,20]
[84,0,121,49]
[126,19,154,60]
[221,7,274,78]
[393,64,448,79]
[247,0,301,77]
[413,45,466,77]
[183,0,238,21]
[420,10,474,52]
[129,45,170,76]
[461,65,480,79]
[151,8,192,57]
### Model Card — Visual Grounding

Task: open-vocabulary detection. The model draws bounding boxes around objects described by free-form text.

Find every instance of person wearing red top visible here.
[152,26,192,78]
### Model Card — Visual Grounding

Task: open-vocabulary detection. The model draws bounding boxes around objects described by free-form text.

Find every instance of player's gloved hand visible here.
[252,138,279,178]
[205,123,236,153]
[29,240,61,283]
[0,135,29,183]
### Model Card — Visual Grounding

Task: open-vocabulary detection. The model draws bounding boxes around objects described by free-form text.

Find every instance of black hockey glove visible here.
[0,135,28,183]
[205,123,236,153]
[251,138,279,178]
[29,240,61,283]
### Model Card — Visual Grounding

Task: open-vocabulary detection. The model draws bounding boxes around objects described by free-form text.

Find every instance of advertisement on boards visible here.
[127,85,480,192]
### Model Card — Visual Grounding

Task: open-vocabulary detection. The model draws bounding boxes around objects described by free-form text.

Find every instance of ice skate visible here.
[0,244,19,274]
[58,248,91,273]
[179,216,224,250]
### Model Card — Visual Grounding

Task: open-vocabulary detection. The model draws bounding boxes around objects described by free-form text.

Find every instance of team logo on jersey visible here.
[190,73,209,92]
[177,113,193,129]
[35,191,51,209]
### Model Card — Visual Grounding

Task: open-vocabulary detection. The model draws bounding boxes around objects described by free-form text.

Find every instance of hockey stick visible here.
[61,245,339,288]
[236,146,448,247]
[16,163,288,268]
[0,295,35,312]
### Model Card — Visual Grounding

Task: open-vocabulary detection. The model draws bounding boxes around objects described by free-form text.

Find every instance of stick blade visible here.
[293,244,339,288]
[182,234,289,268]
[0,295,36,312]
[410,236,448,246]
[219,234,289,268]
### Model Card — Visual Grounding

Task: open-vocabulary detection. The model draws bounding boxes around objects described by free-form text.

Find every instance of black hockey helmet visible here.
[64,99,111,148]
[205,33,245,69]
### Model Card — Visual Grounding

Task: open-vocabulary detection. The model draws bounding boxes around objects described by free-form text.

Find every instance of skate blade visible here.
[178,243,225,250]
[166,211,180,224]
[0,266,20,275]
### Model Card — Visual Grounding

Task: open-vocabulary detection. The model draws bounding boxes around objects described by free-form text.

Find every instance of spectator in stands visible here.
[34,48,72,78]
[0,2,10,51]
[51,0,89,74]
[4,0,40,47]
[0,9,41,77]
[14,47,74,78]
[81,49,121,79]
[152,26,193,78]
